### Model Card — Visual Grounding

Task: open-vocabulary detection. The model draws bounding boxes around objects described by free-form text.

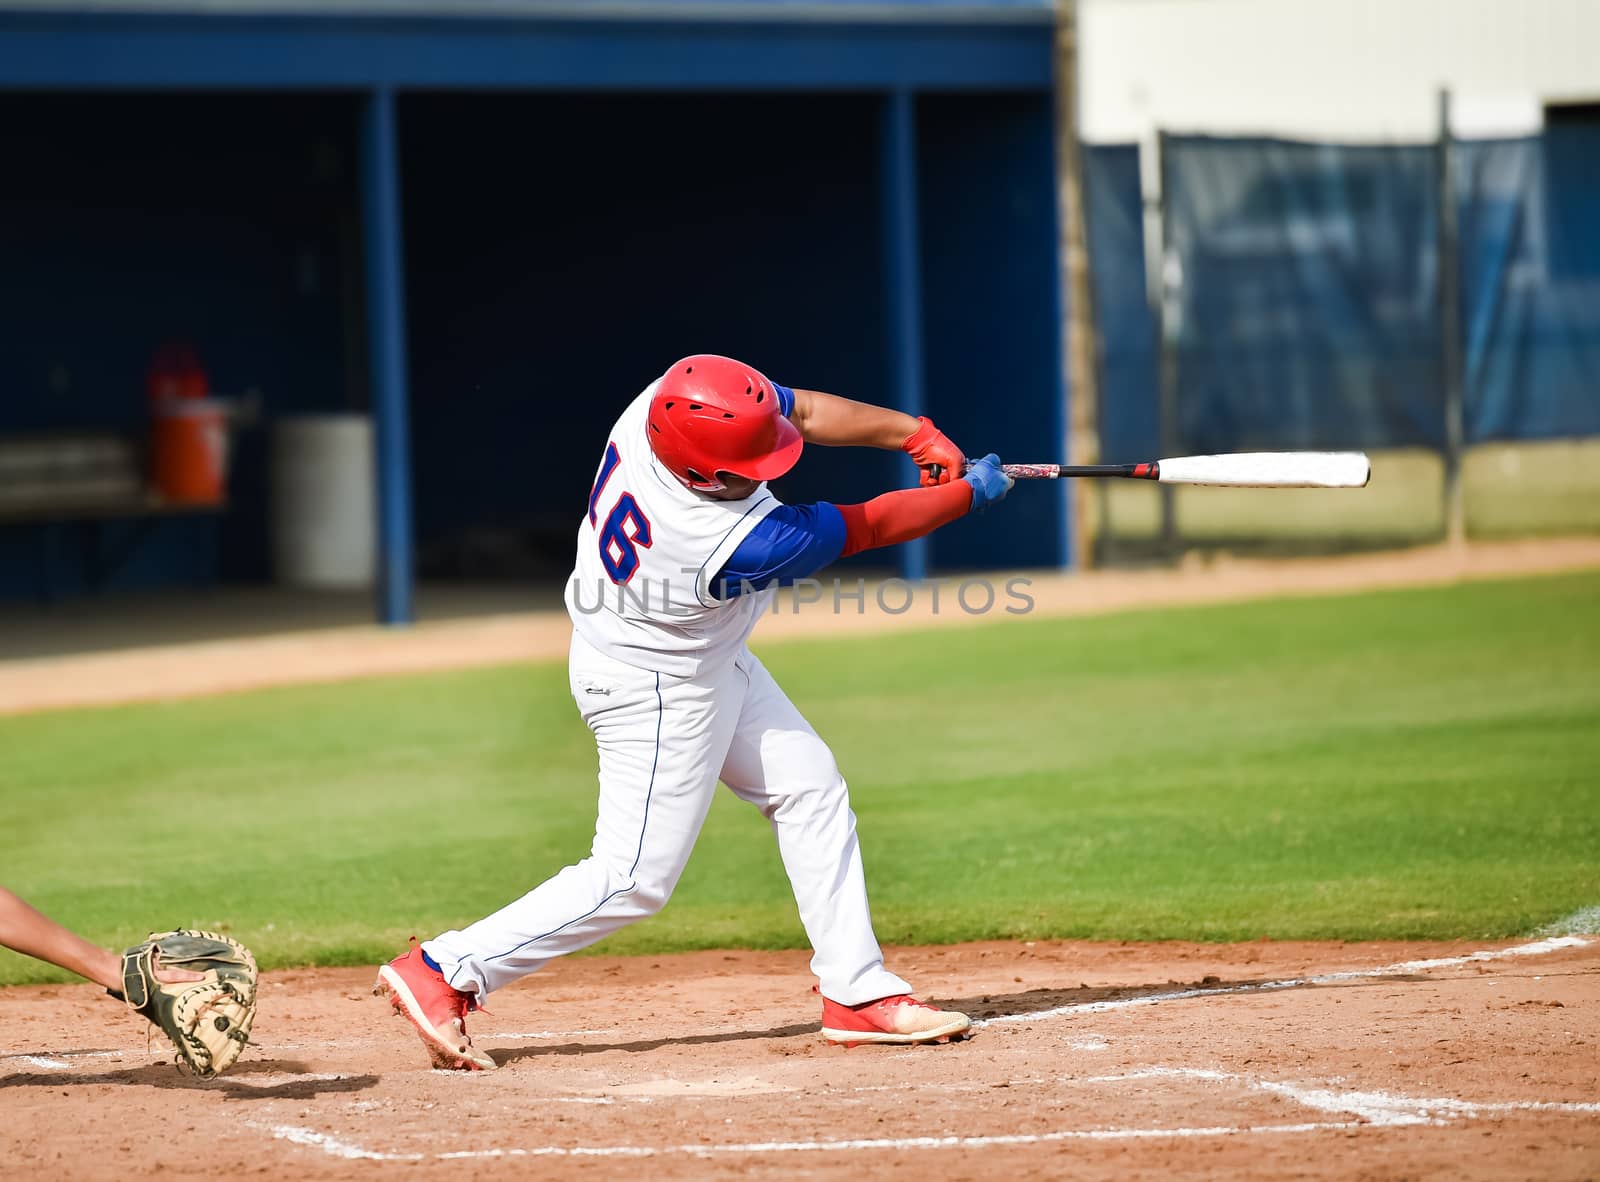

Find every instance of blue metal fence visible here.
[1085,127,1600,458]
[1458,133,1600,442]
[1084,142,1158,460]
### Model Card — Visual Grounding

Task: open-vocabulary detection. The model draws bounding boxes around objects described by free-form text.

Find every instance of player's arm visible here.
[0,886,123,990]
[0,887,202,990]
[781,386,966,488]
[713,456,1013,598]
[835,455,1011,555]
[787,388,919,450]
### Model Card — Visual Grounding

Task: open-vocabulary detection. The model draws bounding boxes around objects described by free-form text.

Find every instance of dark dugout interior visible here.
[0,89,1062,600]
[401,90,1063,579]
[0,93,362,597]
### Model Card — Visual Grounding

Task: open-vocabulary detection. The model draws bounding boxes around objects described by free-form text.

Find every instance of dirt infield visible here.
[2,936,1596,1180]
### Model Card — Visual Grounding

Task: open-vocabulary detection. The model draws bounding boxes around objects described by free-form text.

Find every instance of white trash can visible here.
[271,414,376,589]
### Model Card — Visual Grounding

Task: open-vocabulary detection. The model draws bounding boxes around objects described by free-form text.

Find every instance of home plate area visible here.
[2,937,1596,1180]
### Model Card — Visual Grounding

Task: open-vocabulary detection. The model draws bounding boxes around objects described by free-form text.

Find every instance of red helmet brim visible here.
[720,414,803,482]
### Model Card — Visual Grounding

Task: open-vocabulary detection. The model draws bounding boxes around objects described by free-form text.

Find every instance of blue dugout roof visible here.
[0,0,1053,18]
[0,0,1055,89]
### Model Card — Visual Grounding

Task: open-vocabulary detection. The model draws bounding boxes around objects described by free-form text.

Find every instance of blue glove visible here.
[963,453,1014,512]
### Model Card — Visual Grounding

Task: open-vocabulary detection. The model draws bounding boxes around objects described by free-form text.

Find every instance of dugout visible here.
[0,1,1067,624]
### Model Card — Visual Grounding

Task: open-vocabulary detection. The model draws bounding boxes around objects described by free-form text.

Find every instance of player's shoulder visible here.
[674,486,782,549]
[726,485,781,517]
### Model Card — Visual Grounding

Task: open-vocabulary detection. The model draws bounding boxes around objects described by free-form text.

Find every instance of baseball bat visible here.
[953,451,1372,489]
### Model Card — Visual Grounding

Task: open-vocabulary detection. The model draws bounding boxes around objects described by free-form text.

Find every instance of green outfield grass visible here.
[2,573,1597,985]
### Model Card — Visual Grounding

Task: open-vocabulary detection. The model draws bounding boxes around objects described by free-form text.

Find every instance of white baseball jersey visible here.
[565,382,782,676]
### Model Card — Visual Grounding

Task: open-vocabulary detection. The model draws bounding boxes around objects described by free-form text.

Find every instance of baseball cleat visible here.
[373,938,496,1071]
[819,993,972,1048]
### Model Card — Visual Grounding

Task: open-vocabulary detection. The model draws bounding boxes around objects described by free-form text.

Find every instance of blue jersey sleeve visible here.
[773,382,796,418]
[713,501,846,599]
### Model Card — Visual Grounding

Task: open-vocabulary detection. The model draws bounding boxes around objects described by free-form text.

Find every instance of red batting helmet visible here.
[646,354,803,493]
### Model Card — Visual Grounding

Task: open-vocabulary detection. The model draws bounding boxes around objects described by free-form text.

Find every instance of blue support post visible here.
[880,89,929,583]
[360,85,415,626]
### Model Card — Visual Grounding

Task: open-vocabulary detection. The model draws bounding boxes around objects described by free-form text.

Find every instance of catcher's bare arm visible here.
[0,886,129,991]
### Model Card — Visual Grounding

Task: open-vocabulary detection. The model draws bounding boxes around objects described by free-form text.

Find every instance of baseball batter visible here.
[376,354,1013,1070]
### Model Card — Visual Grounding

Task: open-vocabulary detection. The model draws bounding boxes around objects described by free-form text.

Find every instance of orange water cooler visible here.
[147,344,228,505]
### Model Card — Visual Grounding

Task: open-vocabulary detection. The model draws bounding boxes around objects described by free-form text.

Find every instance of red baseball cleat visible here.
[819,992,972,1048]
[373,938,496,1071]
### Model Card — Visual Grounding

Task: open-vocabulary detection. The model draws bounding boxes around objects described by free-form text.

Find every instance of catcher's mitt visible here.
[117,930,258,1079]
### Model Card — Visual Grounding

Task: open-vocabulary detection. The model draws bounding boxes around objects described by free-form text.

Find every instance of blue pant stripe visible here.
[481,672,663,968]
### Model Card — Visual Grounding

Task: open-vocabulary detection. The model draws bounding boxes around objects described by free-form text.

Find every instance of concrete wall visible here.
[1081,0,1600,142]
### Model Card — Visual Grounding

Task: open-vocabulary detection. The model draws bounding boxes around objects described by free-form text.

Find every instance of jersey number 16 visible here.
[587,442,653,584]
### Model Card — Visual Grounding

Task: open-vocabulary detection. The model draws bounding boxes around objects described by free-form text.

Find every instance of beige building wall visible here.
[1081,0,1600,142]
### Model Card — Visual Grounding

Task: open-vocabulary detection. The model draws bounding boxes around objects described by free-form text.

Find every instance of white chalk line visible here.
[1537,907,1600,936]
[257,1064,1600,1162]
[441,1123,1369,1157]
[10,1054,72,1070]
[261,1119,1364,1161]
[974,935,1592,1028]
[266,1125,421,1162]
[1080,1068,1600,1128]
[1,1049,131,1071]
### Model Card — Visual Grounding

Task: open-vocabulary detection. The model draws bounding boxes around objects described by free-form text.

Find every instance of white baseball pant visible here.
[423,631,912,1005]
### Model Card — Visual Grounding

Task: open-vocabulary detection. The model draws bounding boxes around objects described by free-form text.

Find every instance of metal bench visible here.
[0,432,224,598]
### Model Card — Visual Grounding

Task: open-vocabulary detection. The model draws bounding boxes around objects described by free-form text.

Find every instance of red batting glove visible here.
[901,417,966,487]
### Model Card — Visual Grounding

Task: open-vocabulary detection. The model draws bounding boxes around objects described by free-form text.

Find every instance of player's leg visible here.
[378,639,746,1068]
[717,651,907,1001]
[421,637,744,998]
[718,651,970,1044]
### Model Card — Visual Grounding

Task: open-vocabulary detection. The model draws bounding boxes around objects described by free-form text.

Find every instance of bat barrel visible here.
[1155,452,1371,488]
[972,453,1372,488]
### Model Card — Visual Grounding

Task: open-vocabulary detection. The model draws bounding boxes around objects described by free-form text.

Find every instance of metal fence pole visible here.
[1055,0,1095,570]
[1437,88,1466,547]
[1153,131,1180,554]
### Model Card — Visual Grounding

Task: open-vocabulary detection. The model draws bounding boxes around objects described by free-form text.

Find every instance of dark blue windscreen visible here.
[1163,136,1442,453]
[1457,131,1600,442]
[1084,143,1159,459]
[1140,132,1600,454]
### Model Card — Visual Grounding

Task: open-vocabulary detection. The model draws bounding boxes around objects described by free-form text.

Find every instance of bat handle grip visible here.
[922,462,972,482]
